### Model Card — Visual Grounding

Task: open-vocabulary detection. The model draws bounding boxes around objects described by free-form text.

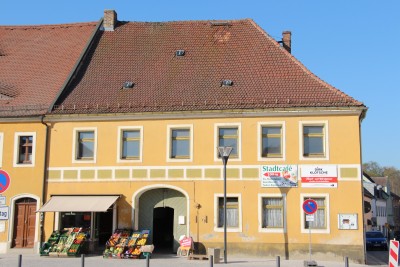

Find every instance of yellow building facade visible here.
[41,110,365,261]
[0,121,46,253]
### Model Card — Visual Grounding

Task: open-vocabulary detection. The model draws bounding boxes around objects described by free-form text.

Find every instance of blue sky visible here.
[2,1,399,169]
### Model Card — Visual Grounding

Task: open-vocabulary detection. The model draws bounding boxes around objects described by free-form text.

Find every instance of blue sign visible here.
[0,170,10,194]
[303,199,318,215]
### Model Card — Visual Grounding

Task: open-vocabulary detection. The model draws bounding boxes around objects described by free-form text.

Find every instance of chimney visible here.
[103,10,117,31]
[282,31,292,53]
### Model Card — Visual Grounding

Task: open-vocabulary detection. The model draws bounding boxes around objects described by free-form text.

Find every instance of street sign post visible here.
[303,199,318,267]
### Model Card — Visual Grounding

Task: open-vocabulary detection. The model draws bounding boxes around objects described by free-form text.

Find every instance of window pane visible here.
[218,128,238,157]
[78,131,94,159]
[262,126,282,157]
[218,197,239,228]
[122,130,140,159]
[304,137,323,154]
[303,126,324,156]
[262,197,283,228]
[171,129,189,158]
[18,136,33,164]
[304,126,323,135]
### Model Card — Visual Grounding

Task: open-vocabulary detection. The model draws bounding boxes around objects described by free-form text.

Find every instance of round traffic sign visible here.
[303,199,318,215]
[0,170,11,193]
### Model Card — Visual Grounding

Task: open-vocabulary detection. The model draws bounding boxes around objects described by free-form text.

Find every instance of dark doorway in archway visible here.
[153,207,174,252]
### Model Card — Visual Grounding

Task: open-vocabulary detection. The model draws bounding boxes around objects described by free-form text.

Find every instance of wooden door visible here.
[13,199,36,248]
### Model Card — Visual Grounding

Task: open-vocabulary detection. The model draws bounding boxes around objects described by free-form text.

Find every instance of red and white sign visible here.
[300,165,337,188]
[0,170,11,194]
[179,236,193,249]
[389,239,399,267]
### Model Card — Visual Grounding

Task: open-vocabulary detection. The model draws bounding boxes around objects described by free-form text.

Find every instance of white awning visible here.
[37,195,119,212]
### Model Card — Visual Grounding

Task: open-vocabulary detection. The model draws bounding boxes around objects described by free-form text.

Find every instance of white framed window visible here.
[214,194,242,232]
[0,132,3,167]
[13,132,36,167]
[299,121,329,160]
[258,122,285,161]
[258,193,286,233]
[72,128,97,163]
[166,125,193,162]
[300,193,330,234]
[214,123,241,161]
[117,126,143,163]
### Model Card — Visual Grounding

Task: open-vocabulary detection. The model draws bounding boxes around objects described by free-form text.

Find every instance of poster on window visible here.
[260,165,298,187]
[300,165,337,188]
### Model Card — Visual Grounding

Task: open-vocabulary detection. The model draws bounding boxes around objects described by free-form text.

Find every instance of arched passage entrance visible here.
[136,187,187,253]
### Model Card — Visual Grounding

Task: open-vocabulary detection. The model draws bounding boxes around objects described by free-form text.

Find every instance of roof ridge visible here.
[122,18,251,25]
[0,22,97,29]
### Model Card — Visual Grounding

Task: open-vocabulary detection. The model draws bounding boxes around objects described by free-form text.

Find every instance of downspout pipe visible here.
[359,107,368,264]
[40,115,49,247]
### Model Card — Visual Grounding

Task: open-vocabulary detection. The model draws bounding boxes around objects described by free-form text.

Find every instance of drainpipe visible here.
[359,108,368,264]
[40,115,50,248]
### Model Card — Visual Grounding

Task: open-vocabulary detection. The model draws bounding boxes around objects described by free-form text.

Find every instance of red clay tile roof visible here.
[52,19,365,114]
[0,22,97,117]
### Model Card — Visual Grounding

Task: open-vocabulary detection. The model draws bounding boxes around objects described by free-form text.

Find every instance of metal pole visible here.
[309,222,312,261]
[209,255,214,267]
[276,255,280,267]
[18,254,22,267]
[81,254,85,267]
[146,253,150,267]
[345,256,349,267]
[223,157,227,264]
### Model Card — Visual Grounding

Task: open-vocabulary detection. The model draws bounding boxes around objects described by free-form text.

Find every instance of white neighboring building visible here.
[363,173,389,234]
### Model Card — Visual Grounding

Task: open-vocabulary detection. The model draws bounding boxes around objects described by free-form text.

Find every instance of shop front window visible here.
[60,212,91,229]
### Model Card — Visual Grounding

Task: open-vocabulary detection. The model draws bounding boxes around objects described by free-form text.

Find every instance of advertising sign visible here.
[300,165,337,188]
[261,165,298,187]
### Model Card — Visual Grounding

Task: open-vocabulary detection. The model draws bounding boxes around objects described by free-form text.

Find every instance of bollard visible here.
[276,255,280,267]
[18,254,22,267]
[344,256,349,267]
[209,255,214,267]
[146,253,150,267]
[81,254,85,267]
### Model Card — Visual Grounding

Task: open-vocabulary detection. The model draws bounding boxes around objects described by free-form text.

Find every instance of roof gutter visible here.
[47,17,104,113]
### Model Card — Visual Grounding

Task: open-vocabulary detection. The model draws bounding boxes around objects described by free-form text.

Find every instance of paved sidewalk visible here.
[0,253,386,267]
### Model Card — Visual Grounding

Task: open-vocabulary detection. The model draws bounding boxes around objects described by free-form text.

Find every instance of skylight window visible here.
[221,80,233,87]
[176,50,185,57]
[122,81,134,89]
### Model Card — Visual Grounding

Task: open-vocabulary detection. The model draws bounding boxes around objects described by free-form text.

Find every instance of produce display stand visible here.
[103,229,151,259]
[40,227,89,257]
[40,230,61,256]
[103,229,132,258]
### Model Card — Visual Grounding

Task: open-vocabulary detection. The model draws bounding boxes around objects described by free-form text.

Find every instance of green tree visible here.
[363,161,384,177]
